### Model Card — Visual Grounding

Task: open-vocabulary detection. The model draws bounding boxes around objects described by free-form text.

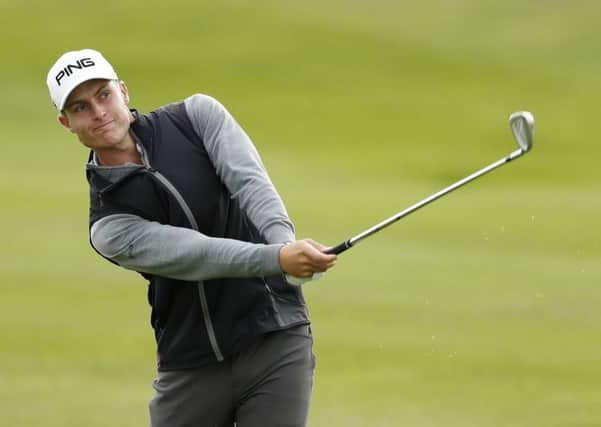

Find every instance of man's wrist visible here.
[277,242,291,274]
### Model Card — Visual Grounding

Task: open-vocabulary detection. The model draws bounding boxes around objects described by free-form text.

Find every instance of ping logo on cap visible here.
[55,58,96,86]
[47,49,118,110]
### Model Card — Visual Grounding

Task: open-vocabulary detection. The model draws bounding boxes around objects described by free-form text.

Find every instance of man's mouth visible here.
[95,120,114,131]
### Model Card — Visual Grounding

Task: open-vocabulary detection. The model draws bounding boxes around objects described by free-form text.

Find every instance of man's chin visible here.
[95,131,126,146]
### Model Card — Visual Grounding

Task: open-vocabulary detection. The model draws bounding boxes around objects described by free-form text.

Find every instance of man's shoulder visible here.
[182,93,222,115]
[144,94,219,120]
[182,93,230,130]
[137,94,228,137]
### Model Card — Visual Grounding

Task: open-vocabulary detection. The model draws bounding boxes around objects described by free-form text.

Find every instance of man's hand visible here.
[279,239,337,278]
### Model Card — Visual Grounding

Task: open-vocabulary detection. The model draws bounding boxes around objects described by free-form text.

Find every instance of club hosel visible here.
[507,148,525,161]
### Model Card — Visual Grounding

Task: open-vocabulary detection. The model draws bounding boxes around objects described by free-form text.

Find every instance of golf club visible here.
[324,111,535,255]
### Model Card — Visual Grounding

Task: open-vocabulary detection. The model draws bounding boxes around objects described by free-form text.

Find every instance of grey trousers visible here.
[149,325,316,427]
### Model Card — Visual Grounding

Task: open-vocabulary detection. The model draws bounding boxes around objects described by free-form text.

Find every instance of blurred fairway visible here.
[1,1,600,426]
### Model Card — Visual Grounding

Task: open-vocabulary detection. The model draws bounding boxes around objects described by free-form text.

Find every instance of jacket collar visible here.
[85,108,149,190]
[130,109,154,149]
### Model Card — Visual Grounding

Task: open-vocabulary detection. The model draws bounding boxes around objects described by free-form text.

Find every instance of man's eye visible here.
[73,104,86,113]
[100,91,111,99]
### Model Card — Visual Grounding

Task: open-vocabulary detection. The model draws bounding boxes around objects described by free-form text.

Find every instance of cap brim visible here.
[58,75,116,111]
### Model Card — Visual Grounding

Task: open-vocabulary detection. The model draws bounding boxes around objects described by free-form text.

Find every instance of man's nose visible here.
[90,101,106,119]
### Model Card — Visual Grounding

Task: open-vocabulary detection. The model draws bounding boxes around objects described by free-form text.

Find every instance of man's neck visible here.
[95,132,142,166]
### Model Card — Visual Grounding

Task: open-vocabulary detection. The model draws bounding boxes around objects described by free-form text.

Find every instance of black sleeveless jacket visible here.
[86,102,309,371]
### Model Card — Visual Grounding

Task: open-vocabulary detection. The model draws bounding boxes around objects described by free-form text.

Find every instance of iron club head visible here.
[509,111,535,152]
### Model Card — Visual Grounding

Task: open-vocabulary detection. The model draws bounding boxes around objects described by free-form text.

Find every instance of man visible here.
[47,48,336,426]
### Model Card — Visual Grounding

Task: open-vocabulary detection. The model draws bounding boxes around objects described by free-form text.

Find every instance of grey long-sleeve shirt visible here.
[90,94,295,281]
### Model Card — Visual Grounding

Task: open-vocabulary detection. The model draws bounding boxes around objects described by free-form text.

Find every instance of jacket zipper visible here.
[91,135,224,361]
[147,168,225,362]
[95,167,146,207]
[246,226,283,327]
[261,278,284,327]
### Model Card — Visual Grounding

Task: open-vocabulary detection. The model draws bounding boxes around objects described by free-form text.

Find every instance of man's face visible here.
[59,79,133,151]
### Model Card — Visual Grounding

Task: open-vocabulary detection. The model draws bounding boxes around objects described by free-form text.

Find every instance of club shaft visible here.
[326,148,525,255]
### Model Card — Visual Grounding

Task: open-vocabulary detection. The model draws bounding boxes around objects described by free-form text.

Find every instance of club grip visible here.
[325,240,352,255]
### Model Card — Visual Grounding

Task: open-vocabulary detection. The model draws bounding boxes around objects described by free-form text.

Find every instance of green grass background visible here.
[1,1,600,425]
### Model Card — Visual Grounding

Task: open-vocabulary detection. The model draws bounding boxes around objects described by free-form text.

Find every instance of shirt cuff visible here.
[263,223,296,245]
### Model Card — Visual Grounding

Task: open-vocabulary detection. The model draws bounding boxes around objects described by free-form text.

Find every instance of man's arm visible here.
[91,214,284,281]
[184,94,295,244]
[91,214,336,282]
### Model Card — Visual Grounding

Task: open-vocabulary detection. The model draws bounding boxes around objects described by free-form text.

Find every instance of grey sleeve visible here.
[184,94,295,244]
[90,214,284,281]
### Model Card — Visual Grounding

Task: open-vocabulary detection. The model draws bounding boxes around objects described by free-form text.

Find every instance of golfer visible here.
[47,49,336,427]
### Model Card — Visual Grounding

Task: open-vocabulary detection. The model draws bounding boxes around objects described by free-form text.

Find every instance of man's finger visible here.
[305,239,333,253]
[304,245,336,266]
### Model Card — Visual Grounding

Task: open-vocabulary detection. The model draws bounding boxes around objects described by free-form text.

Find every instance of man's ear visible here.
[119,80,130,105]
[58,114,74,133]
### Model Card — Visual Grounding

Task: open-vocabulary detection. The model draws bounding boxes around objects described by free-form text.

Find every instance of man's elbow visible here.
[90,222,131,259]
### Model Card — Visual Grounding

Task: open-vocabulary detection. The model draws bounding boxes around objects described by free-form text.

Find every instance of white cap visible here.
[47,49,118,111]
